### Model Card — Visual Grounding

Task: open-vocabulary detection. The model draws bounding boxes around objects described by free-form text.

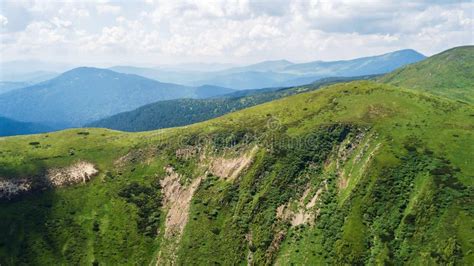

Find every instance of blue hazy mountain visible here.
[0,67,233,128]
[87,75,373,132]
[111,49,425,89]
[0,81,29,95]
[283,49,426,76]
[0,116,52,137]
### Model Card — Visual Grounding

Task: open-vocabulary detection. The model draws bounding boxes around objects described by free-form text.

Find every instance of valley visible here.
[0,46,472,264]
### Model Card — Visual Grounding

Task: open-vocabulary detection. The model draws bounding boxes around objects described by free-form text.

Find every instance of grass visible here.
[379,45,474,103]
[0,80,473,264]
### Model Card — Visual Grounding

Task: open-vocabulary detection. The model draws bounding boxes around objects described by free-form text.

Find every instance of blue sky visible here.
[0,0,473,66]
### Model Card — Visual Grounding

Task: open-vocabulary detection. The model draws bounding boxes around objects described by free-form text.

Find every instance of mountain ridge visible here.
[110,49,425,89]
[0,67,233,128]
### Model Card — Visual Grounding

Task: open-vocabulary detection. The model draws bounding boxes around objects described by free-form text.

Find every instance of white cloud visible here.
[96,4,121,15]
[0,15,7,27]
[0,0,472,65]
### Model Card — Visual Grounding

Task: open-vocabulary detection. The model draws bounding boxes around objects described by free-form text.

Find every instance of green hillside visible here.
[1,79,472,264]
[380,45,474,103]
[88,76,373,132]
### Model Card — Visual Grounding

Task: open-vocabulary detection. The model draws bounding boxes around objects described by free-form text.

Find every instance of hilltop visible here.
[380,46,474,103]
[0,67,232,128]
[0,79,472,265]
[87,76,373,131]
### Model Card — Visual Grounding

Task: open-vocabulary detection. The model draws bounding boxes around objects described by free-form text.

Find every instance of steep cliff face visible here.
[0,81,472,265]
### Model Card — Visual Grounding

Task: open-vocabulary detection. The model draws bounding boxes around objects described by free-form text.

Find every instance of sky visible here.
[0,0,473,66]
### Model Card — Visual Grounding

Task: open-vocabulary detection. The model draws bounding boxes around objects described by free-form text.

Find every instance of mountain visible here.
[0,71,58,84]
[88,76,374,131]
[283,49,426,76]
[221,59,294,73]
[0,116,52,136]
[0,67,233,128]
[379,45,474,103]
[0,60,69,83]
[109,66,210,85]
[0,81,29,95]
[194,85,235,98]
[111,49,425,89]
[0,47,471,265]
[0,78,472,264]
[191,70,297,90]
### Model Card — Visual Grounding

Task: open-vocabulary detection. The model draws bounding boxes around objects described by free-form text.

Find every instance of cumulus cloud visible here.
[0,15,7,27]
[0,0,472,64]
[96,4,121,15]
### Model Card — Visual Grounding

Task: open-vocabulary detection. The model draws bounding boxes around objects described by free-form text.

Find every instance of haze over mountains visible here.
[0,48,426,135]
[0,116,53,137]
[87,76,373,132]
[110,49,425,89]
[1,46,472,265]
[0,67,233,128]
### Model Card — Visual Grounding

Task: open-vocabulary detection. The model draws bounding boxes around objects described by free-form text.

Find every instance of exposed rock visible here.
[0,161,98,199]
[157,166,203,264]
[265,230,286,262]
[0,179,31,199]
[276,184,325,227]
[176,146,200,160]
[208,146,258,181]
[161,166,202,237]
[47,161,98,186]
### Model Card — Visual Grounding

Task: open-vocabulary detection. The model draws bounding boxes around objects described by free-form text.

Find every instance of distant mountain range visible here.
[0,48,426,136]
[0,67,233,128]
[0,81,30,95]
[87,76,376,132]
[0,116,52,137]
[111,49,425,89]
[89,47,474,133]
[1,46,472,265]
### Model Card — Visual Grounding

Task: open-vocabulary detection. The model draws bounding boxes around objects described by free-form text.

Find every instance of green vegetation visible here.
[380,45,474,103]
[0,47,473,265]
[88,76,373,132]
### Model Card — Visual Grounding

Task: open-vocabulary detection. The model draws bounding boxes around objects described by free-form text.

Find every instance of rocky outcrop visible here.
[0,179,31,200]
[160,166,202,238]
[208,146,258,181]
[47,161,98,187]
[0,161,98,199]
[157,166,203,265]
[276,185,325,227]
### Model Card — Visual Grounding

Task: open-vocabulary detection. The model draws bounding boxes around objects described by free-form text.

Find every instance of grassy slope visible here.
[87,75,374,132]
[379,45,474,103]
[0,81,473,265]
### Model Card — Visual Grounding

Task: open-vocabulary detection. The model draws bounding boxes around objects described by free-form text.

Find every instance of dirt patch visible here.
[176,146,200,160]
[0,161,98,199]
[160,166,202,238]
[47,161,98,187]
[208,146,258,181]
[365,104,395,120]
[156,166,203,264]
[265,230,286,262]
[291,187,323,226]
[276,185,324,227]
[114,148,156,167]
[0,179,31,199]
[246,232,254,265]
[338,177,349,189]
[334,130,372,190]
